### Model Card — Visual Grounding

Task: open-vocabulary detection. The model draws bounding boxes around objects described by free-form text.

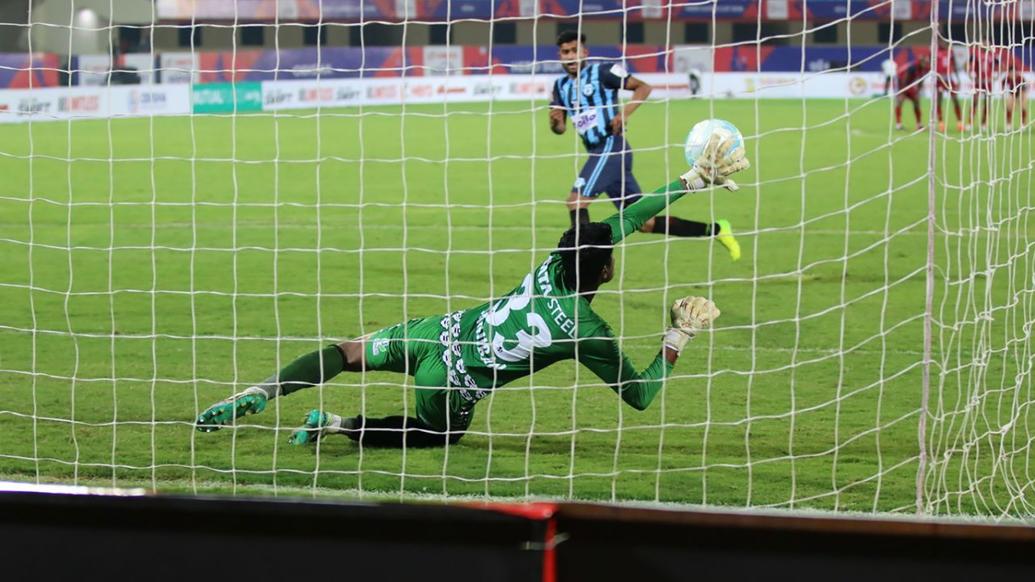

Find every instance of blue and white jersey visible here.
[551,62,630,150]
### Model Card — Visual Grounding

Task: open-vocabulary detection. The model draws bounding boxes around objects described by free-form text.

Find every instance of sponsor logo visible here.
[194,89,225,105]
[371,338,390,356]
[808,58,832,72]
[299,87,334,103]
[128,90,167,113]
[473,83,501,96]
[193,82,263,113]
[336,87,360,101]
[436,85,467,95]
[582,83,595,96]
[367,85,399,99]
[58,95,100,113]
[408,84,434,98]
[848,76,868,96]
[509,81,547,96]
[18,98,51,115]
[264,89,292,106]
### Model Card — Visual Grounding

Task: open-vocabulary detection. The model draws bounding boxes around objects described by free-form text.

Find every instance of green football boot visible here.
[289,409,335,445]
[715,219,741,262]
[195,387,268,432]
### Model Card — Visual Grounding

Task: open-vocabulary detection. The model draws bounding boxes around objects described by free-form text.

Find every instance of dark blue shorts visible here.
[572,135,642,208]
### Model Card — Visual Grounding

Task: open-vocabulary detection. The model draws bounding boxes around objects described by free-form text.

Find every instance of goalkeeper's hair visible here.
[556,223,613,292]
[556,30,587,46]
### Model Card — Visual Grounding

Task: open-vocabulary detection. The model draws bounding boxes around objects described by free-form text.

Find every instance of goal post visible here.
[0,0,1033,518]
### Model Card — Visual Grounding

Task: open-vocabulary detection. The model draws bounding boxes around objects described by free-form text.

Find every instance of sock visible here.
[250,345,346,399]
[324,412,344,432]
[895,104,902,124]
[937,99,944,122]
[913,101,922,125]
[953,100,962,120]
[651,216,715,238]
[341,415,464,448]
[1007,109,1014,124]
[1023,109,1029,124]
[569,208,589,227]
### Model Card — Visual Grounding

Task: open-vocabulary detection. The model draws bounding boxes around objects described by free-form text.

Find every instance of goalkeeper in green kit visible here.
[195,131,749,447]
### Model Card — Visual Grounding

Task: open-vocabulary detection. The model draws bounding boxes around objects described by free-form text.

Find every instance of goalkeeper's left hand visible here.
[663,296,721,354]
[681,132,750,192]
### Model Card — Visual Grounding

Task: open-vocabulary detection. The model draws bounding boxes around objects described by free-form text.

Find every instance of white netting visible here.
[0,1,1032,518]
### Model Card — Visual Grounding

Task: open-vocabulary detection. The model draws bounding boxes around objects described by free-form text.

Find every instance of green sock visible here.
[252,345,346,398]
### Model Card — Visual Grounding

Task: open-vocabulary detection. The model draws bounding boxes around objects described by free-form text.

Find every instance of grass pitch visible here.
[1,97,1033,514]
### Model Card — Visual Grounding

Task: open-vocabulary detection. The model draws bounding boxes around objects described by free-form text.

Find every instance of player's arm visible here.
[579,325,671,411]
[579,297,720,411]
[611,75,652,134]
[549,81,567,135]
[549,107,567,135]
[602,132,750,244]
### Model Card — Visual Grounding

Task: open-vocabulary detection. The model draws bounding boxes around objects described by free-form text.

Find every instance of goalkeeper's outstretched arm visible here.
[602,132,751,245]
[579,297,720,411]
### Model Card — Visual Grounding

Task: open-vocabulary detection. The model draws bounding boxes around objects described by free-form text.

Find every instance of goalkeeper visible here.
[195,132,749,448]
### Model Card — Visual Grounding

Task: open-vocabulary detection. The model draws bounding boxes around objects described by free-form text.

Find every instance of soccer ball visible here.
[684,119,744,167]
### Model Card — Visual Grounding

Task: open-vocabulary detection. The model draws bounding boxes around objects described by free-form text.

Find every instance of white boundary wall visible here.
[0,84,191,123]
[260,72,894,109]
[1,72,1030,123]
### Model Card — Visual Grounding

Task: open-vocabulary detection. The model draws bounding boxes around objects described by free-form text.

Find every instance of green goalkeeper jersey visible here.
[439,180,688,411]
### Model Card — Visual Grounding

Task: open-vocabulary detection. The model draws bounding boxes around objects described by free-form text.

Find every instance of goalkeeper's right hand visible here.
[680,132,751,192]
[663,296,721,354]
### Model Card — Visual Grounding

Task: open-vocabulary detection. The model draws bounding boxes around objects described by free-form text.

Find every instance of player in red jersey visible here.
[968,43,998,130]
[895,54,930,131]
[1003,58,1028,127]
[934,46,964,132]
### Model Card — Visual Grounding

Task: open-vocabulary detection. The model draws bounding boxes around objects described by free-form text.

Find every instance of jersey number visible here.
[485,274,553,363]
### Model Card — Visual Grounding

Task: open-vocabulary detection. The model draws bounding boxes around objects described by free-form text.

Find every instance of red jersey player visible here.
[968,42,998,130]
[895,54,930,131]
[934,45,964,131]
[1002,58,1028,127]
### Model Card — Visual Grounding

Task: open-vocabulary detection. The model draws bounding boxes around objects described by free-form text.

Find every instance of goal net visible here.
[0,0,1032,517]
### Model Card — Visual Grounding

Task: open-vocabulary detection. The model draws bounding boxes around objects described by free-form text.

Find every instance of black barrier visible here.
[3,487,1035,582]
[552,504,1035,581]
[0,488,547,582]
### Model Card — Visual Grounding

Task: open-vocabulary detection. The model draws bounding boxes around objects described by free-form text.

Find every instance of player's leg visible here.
[1007,93,1015,125]
[195,343,349,431]
[290,361,471,447]
[288,412,461,447]
[911,94,923,130]
[980,90,990,129]
[1022,91,1029,126]
[951,90,964,130]
[196,317,421,431]
[935,89,945,132]
[287,317,469,447]
[567,139,614,227]
[895,94,904,130]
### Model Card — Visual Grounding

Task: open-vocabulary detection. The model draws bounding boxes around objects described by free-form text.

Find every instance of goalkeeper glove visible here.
[680,132,751,192]
[663,296,721,354]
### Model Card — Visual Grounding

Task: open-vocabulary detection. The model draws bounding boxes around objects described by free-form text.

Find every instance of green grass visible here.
[1,98,1033,516]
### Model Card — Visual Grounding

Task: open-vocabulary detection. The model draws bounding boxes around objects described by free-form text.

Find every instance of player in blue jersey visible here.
[549,31,742,261]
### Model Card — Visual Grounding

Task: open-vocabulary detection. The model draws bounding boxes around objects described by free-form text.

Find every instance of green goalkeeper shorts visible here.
[363,316,474,433]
